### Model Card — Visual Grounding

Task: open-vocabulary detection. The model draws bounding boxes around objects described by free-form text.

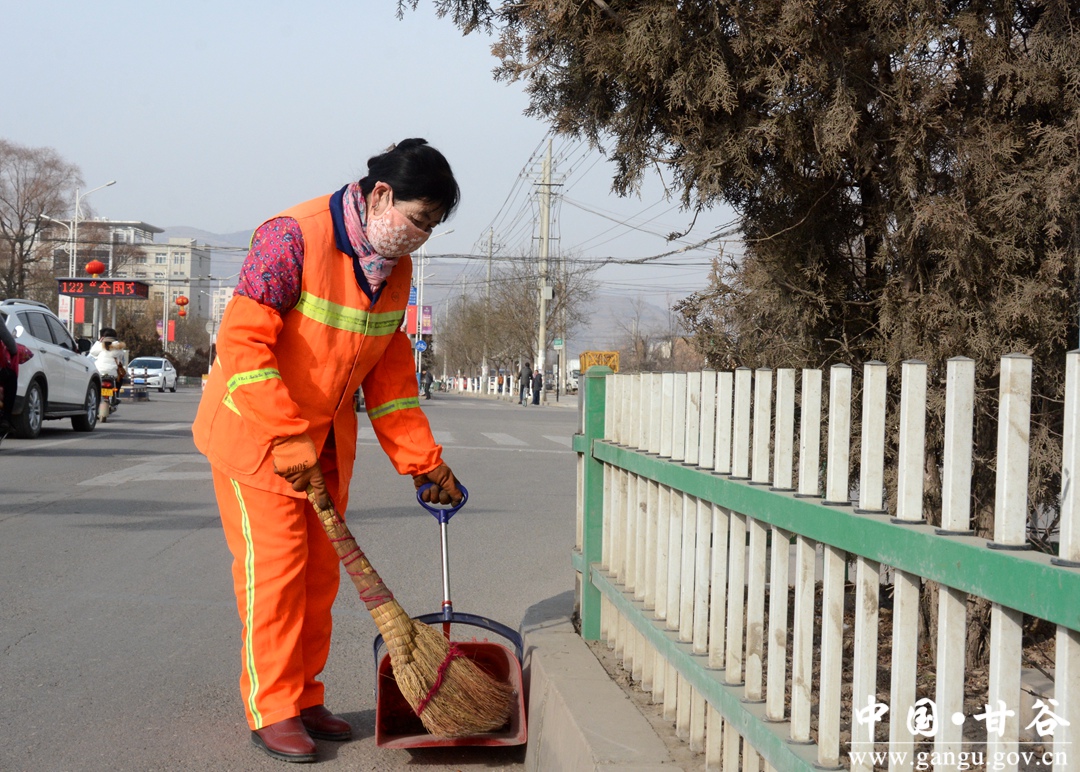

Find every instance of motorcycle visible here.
[98,374,120,422]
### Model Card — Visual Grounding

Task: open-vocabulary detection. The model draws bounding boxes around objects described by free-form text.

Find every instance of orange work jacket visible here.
[192,193,442,499]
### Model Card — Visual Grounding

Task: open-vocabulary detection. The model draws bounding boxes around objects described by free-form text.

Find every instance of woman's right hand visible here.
[271,434,329,509]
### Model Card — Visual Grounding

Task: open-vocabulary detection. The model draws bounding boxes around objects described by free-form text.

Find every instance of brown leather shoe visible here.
[251,717,317,763]
[300,705,353,741]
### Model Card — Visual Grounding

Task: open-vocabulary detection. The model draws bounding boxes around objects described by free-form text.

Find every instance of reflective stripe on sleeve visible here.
[295,291,403,335]
[227,368,282,393]
[367,396,421,420]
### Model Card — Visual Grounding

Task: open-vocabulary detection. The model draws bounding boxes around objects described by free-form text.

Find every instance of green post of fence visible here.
[579,365,612,641]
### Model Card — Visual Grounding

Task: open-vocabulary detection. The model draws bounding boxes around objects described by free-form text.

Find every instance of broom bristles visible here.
[375,600,516,737]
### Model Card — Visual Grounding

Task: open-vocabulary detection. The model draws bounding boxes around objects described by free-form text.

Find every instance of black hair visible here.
[358,138,460,221]
[100,327,117,338]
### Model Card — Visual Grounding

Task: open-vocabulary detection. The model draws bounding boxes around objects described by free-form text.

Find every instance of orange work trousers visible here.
[212,467,343,730]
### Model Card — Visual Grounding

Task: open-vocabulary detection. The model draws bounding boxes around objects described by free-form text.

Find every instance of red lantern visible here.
[175,295,189,307]
[178,308,188,317]
[85,260,106,277]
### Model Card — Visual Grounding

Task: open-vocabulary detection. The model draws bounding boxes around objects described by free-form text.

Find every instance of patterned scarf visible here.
[342,182,399,290]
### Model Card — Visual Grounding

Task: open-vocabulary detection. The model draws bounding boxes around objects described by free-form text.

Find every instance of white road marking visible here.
[360,427,455,445]
[543,435,573,447]
[482,432,528,446]
[81,454,209,485]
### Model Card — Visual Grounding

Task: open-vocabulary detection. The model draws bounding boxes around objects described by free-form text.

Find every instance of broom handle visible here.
[307,489,395,612]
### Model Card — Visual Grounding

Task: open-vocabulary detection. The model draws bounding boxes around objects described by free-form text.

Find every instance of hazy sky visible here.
[3,0,739,311]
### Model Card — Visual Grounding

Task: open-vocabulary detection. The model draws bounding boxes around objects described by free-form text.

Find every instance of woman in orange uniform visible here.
[193,139,463,763]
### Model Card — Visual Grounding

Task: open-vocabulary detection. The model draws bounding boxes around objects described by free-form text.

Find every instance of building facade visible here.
[46,219,215,321]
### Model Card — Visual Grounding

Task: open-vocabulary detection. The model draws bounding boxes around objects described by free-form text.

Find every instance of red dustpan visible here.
[373,484,527,748]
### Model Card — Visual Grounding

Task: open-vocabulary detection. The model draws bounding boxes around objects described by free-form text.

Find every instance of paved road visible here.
[0,390,580,771]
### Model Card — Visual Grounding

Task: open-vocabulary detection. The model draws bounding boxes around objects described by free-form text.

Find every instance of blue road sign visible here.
[414,340,428,352]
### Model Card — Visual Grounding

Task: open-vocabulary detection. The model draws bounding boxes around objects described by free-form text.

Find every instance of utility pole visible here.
[536,139,553,405]
[482,227,492,386]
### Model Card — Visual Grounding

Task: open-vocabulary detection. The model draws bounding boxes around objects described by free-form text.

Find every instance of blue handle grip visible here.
[416,482,469,523]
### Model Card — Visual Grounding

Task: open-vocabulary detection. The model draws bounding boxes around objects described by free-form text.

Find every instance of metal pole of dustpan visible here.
[440,520,453,639]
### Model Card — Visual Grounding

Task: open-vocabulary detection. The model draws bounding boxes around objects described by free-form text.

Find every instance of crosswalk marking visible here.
[360,426,456,445]
[357,427,571,450]
[81,454,209,485]
[543,435,572,447]
[481,432,528,446]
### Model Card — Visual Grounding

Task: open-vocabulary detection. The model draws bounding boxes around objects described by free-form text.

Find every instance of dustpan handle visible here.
[415,482,469,523]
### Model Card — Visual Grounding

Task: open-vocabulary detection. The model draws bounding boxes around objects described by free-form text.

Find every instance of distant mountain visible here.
[161,226,253,249]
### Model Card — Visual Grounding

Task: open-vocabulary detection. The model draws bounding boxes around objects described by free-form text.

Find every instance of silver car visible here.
[1,299,101,439]
[128,356,178,392]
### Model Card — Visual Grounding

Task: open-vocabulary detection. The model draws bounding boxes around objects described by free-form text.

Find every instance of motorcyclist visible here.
[90,328,126,394]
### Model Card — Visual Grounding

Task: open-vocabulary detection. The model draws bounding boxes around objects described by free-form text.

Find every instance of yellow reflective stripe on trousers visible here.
[227,368,281,393]
[367,396,420,420]
[295,291,403,335]
[229,479,263,728]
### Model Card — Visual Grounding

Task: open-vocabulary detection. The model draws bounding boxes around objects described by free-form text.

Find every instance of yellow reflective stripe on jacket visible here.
[227,368,282,392]
[295,291,403,335]
[222,393,241,415]
[367,396,420,420]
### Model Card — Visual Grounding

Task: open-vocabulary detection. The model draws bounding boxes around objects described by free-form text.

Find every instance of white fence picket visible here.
[895,360,927,523]
[672,372,688,462]
[715,371,734,474]
[708,503,730,671]
[859,361,887,513]
[1057,352,1080,771]
[732,368,752,479]
[752,368,773,484]
[700,370,717,469]
[988,354,1032,767]
[824,364,852,504]
[686,371,702,467]
[935,357,975,765]
[774,368,796,490]
[798,369,822,497]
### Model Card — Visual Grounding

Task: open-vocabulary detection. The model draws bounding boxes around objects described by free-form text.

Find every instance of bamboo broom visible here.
[307,489,515,737]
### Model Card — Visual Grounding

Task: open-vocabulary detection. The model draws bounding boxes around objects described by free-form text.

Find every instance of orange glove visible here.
[413,463,463,505]
[271,434,328,509]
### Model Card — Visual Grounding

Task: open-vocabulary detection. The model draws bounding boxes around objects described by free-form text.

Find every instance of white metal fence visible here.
[572,355,1080,771]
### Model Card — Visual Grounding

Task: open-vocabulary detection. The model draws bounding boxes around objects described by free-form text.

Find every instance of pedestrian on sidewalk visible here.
[531,368,543,405]
[421,367,434,399]
[519,361,531,406]
[193,138,464,765]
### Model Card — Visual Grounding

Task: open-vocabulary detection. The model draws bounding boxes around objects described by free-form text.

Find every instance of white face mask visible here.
[365,196,431,257]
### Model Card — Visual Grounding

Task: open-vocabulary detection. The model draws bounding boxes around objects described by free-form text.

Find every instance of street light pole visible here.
[70,180,116,334]
[414,229,453,373]
[72,180,116,277]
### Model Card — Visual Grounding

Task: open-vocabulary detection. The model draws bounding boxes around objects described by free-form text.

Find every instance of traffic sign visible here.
[414,340,428,352]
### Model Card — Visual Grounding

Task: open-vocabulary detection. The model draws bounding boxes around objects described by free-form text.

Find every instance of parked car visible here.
[127,356,178,392]
[0,298,101,439]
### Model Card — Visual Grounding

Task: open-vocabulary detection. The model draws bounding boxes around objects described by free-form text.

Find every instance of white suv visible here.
[1,299,101,438]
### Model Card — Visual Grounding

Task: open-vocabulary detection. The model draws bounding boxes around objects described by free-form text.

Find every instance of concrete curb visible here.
[520,592,687,771]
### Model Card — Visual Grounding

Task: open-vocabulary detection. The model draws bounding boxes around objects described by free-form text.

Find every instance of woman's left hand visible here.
[413,463,463,505]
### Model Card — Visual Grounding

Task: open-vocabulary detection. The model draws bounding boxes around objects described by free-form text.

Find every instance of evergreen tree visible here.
[412,0,1080,666]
